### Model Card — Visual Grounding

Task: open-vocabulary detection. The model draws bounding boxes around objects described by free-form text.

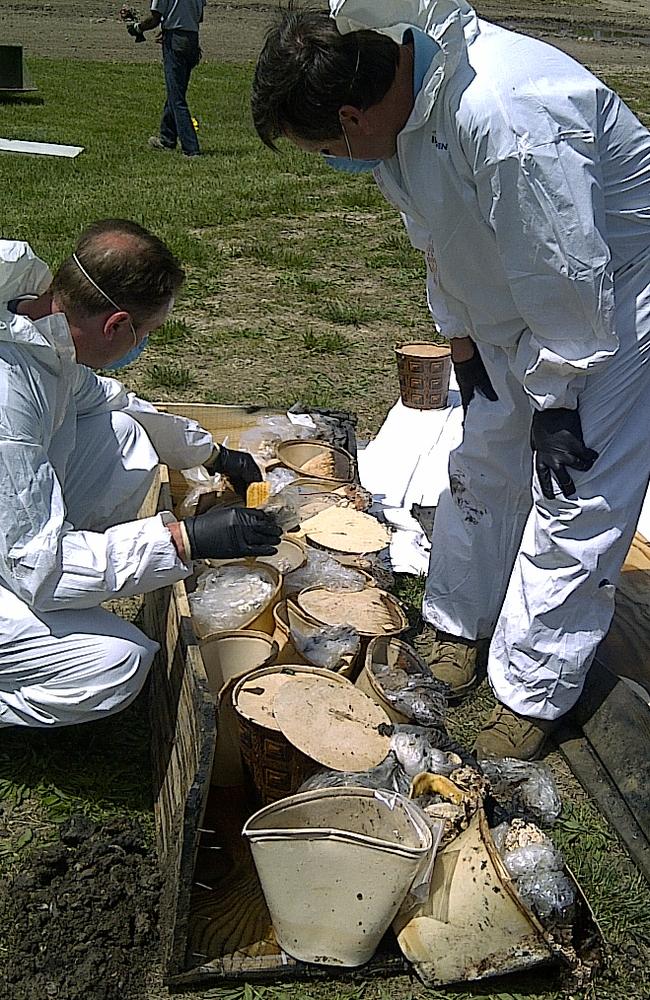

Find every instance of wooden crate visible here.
[142,404,641,986]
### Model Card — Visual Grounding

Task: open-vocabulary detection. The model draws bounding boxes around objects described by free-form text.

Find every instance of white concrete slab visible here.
[0,138,83,158]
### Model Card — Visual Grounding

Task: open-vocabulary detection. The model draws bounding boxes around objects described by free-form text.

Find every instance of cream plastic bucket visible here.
[275,439,355,484]
[192,562,282,638]
[355,635,421,724]
[271,600,309,666]
[243,787,433,967]
[285,598,357,678]
[199,630,278,787]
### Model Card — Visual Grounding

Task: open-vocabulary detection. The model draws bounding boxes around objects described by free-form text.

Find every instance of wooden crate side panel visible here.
[598,532,650,697]
[143,470,216,978]
[146,579,216,976]
[571,658,650,848]
[557,725,650,883]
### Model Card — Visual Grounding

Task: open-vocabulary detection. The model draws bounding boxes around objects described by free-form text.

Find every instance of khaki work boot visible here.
[412,626,479,701]
[473,703,556,761]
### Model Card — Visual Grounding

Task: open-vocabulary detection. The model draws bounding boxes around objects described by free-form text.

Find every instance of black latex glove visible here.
[453,351,498,413]
[183,507,281,560]
[205,445,263,498]
[531,407,598,500]
[126,21,146,41]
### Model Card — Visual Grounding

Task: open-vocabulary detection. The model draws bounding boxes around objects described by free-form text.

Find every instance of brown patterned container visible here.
[232,665,352,805]
[396,342,451,409]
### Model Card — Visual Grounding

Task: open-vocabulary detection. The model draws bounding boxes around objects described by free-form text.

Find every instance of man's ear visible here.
[103,311,130,342]
[339,105,370,134]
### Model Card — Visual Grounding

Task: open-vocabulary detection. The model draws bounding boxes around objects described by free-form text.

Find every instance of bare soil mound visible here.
[0,815,160,1000]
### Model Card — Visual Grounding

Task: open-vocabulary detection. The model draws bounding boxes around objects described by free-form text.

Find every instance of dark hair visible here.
[51,218,185,326]
[252,8,400,149]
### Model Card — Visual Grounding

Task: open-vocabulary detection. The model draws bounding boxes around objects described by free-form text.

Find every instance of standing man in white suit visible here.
[251,1,650,758]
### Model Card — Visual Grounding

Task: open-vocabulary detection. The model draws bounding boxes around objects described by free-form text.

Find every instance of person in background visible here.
[0,218,279,728]
[251,1,650,759]
[121,0,204,157]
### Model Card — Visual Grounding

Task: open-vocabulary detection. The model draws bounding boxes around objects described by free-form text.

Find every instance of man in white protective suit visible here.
[0,219,280,728]
[251,1,650,758]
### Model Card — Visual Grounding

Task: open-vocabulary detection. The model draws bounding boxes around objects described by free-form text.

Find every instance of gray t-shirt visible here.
[151,0,205,31]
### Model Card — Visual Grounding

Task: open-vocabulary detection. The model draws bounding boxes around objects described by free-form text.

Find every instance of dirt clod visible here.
[0,816,161,1000]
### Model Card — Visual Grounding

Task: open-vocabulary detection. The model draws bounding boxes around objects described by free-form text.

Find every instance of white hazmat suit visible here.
[0,241,214,727]
[332,0,650,719]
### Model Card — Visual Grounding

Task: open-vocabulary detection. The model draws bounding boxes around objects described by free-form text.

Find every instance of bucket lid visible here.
[297,587,407,637]
[396,342,451,359]
[272,675,392,771]
[299,506,391,554]
[233,666,350,731]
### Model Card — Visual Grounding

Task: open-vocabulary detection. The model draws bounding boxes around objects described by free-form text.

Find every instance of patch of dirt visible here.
[2,0,650,68]
[0,814,161,1000]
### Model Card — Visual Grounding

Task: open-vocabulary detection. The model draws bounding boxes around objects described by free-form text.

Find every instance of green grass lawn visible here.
[1,56,650,1000]
[0,57,434,436]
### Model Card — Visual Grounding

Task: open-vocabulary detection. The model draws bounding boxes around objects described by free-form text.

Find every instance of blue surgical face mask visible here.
[322,155,381,174]
[104,335,149,370]
[321,122,381,174]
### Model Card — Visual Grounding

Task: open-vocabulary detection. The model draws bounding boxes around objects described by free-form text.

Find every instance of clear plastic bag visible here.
[261,487,301,532]
[298,753,410,795]
[291,622,360,671]
[239,416,314,463]
[390,726,461,778]
[266,467,299,495]
[479,758,562,826]
[188,565,274,633]
[497,821,576,923]
[371,658,448,729]
[503,842,576,921]
[284,547,366,595]
[514,869,576,921]
[178,465,225,517]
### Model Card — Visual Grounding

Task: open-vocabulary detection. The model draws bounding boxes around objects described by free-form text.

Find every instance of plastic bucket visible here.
[296,585,408,639]
[243,787,433,966]
[285,598,358,678]
[276,439,355,484]
[271,600,310,666]
[396,342,451,410]
[232,665,352,804]
[200,630,278,787]
[355,635,423,725]
[281,477,351,522]
[191,562,282,639]
[211,538,307,577]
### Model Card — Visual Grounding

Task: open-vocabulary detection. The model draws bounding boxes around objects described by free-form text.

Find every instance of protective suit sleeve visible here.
[0,430,190,611]
[72,367,214,468]
[470,118,618,409]
[35,515,191,610]
[0,241,52,303]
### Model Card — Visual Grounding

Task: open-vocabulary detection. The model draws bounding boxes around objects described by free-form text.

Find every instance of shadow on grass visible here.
[0,93,44,106]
